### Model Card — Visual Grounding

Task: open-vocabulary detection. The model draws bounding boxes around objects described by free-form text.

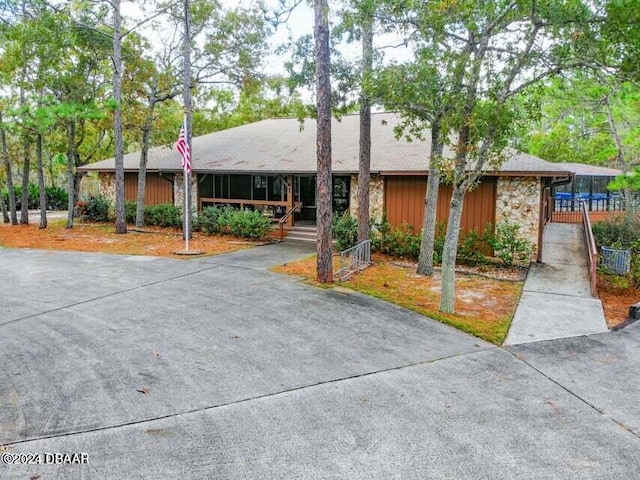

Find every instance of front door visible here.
[295,175,352,222]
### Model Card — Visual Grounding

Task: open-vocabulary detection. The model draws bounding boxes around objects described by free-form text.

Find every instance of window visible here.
[199,174,213,198]
[229,175,251,199]
[253,175,267,200]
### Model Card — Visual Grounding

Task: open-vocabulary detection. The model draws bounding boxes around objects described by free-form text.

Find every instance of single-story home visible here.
[80,112,573,261]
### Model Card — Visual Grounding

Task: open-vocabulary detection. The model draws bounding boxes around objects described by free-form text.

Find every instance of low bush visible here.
[332,212,358,251]
[193,205,224,234]
[125,201,137,224]
[194,206,271,239]
[592,215,640,249]
[228,209,271,239]
[372,218,421,259]
[487,222,532,267]
[458,228,489,264]
[77,195,112,222]
[2,184,68,211]
[144,203,182,228]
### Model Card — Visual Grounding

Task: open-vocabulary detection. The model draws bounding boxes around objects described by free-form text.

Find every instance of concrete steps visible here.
[285,225,317,244]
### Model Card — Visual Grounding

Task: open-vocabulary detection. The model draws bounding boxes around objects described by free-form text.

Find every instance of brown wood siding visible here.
[385,176,497,234]
[124,173,173,205]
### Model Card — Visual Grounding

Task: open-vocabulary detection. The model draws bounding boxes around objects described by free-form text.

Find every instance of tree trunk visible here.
[314,0,333,283]
[20,140,30,225]
[66,122,76,229]
[603,95,635,221]
[36,133,47,229]
[417,121,443,276]
[439,186,465,313]
[0,193,8,223]
[357,14,373,244]
[136,95,157,228]
[0,111,18,225]
[113,0,126,234]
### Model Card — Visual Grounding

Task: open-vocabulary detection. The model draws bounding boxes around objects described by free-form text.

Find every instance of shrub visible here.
[45,186,67,210]
[194,206,271,239]
[372,218,421,259]
[125,201,137,224]
[3,184,68,211]
[144,203,182,228]
[592,215,640,249]
[77,195,112,222]
[332,212,358,251]
[228,209,271,239]
[488,222,532,267]
[193,206,224,234]
[458,228,489,264]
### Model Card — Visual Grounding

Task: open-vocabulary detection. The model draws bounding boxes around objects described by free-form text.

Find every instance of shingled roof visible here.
[82,112,569,177]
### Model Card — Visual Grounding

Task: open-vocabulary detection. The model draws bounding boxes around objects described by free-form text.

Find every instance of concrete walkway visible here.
[505,223,609,345]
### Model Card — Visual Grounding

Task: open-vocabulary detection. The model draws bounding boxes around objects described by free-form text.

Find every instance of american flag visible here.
[176,117,192,174]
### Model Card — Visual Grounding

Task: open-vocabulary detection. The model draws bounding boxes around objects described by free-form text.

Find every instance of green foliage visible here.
[144,203,182,228]
[193,206,224,234]
[487,223,533,267]
[592,215,640,249]
[631,240,640,289]
[124,201,137,224]
[228,209,271,239]
[77,195,111,222]
[332,212,358,251]
[458,228,489,265]
[372,218,421,260]
[45,186,67,210]
[3,184,67,210]
[194,206,271,239]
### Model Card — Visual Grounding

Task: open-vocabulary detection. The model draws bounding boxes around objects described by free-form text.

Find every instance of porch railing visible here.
[278,202,302,240]
[335,240,372,281]
[581,200,599,298]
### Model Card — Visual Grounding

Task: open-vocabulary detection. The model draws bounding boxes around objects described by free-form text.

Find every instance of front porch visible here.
[196,173,352,228]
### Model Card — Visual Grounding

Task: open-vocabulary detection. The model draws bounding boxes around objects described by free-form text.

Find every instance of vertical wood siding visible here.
[124,173,174,205]
[385,176,496,234]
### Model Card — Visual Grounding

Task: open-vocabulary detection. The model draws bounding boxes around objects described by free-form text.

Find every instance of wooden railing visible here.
[581,200,599,298]
[277,202,302,240]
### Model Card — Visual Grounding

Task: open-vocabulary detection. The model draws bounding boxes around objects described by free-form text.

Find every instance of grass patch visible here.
[0,220,260,258]
[272,254,523,345]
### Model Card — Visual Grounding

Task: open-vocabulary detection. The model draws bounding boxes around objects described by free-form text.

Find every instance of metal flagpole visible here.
[183,116,189,252]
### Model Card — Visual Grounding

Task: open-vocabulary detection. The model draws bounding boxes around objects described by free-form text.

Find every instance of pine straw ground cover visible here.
[0,220,260,257]
[597,274,639,329]
[272,254,524,345]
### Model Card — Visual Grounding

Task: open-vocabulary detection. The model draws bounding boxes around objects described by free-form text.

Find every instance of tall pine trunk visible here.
[66,122,76,229]
[357,14,373,244]
[417,120,443,276]
[36,133,47,229]
[314,0,333,283]
[0,111,17,225]
[439,187,465,313]
[113,0,126,234]
[20,140,30,225]
[136,93,157,228]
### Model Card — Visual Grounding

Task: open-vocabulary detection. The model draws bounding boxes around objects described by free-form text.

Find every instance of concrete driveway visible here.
[1,245,638,479]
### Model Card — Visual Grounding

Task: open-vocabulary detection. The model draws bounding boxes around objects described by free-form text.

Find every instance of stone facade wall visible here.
[173,172,198,211]
[98,173,116,203]
[495,176,541,255]
[349,174,384,224]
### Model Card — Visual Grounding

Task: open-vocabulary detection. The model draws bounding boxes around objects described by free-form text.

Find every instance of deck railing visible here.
[277,202,302,240]
[335,240,372,281]
[581,200,599,298]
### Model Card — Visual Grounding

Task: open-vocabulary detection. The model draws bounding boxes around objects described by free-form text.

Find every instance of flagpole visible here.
[184,157,189,252]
